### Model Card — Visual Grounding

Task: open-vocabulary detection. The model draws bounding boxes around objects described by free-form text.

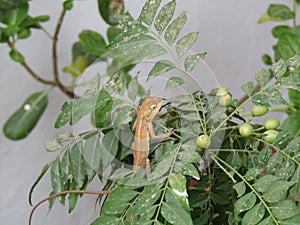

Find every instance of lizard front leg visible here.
[148,122,174,140]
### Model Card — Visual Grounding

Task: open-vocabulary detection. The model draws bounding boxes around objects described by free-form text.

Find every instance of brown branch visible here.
[7,42,56,86]
[28,189,112,225]
[52,8,76,98]
[21,61,56,86]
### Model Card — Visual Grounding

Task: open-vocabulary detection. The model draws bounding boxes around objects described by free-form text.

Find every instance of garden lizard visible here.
[132,96,173,176]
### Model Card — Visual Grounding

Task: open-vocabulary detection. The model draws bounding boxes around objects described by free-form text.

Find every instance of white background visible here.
[0,0,291,224]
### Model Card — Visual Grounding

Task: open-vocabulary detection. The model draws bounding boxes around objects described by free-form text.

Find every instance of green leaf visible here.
[267,4,294,21]
[54,92,111,128]
[108,23,149,48]
[253,175,279,193]
[266,152,284,174]
[109,168,134,180]
[63,55,87,77]
[166,188,189,212]
[265,88,287,105]
[251,93,269,106]
[258,12,285,24]
[2,2,28,26]
[128,75,139,101]
[277,73,300,90]
[241,81,254,96]
[281,214,300,225]
[9,49,24,63]
[107,27,122,43]
[67,180,80,213]
[3,91,48,140]
[281,111,300,135]
[271,58,287,78]
[97,0,124,26]
[184,52,206,72]
[165,12,187,45]
[271,200,299,220]
[91,215,121,225]
[147,60,175,80]
[50,156,64,202]
[20,15,50,28]
[242,203,265,225]
[101,130,119,171]
[175,162,200,179]
[275,159,295,180]
[233,182,246,198]
[263,180,294,203]
[276,34,300,60]
[126,184,162,221]
[272,25,293,38]
[113,105,133,126]
[176,32,198,58]
[17,28,30,39]
[118,12,134,29]
[262,54,273,66]
[289,89,300,108]
[92,99,114,128]
[257,217,274,225]
[139,0,161,26]
[169,173,186,193]
[165,76,184,90]
[60,151,70,185]
[234,192,256,214]
[63,0,73,10]
[106,43,167,71]
[177,149,201,164]
[255,69,270,87]
[82,134,101,172]
[161,201,193,225]
[285,137,300,153]
[28,163,50,206]
[79,30,107,57]
[70,142,87,188]
[102,187,138,214]
[154,0,176,34]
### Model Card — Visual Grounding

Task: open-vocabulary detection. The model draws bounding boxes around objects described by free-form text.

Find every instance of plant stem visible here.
[293,0,297,28]
[213,154,279,225]
[52,8,76,98]
[28,189,112,225]
[7,42,56,86]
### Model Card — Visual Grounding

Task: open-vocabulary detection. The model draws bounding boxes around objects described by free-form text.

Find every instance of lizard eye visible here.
[150,104,157,110]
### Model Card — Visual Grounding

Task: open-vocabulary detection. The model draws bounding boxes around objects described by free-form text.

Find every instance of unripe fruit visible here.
[197,134,211,149]
[239,123,254,137]
[263,130,278,143]
[264,118,280,130]
[219,93,232,107]
[252,105,269,117]
[216,86,229,96]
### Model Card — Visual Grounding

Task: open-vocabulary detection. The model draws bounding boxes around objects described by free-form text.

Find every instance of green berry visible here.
[197,134,211,149]
[239,123,254,137]
[219,93,232,107]
[216,86,229,96]
[264,118,280,130]
[263,130,278,143]
[252,105,269,117]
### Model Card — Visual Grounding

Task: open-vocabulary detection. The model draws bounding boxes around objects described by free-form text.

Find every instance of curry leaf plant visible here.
[23,1,300,225]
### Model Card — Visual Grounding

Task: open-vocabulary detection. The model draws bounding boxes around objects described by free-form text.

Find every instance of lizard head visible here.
[140,96,163,121]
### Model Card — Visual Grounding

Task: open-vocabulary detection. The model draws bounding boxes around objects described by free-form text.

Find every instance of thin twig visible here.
[52,8,76,98]
[21,61,56,85]
[28,189,112,225]
[7,42,56,86]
